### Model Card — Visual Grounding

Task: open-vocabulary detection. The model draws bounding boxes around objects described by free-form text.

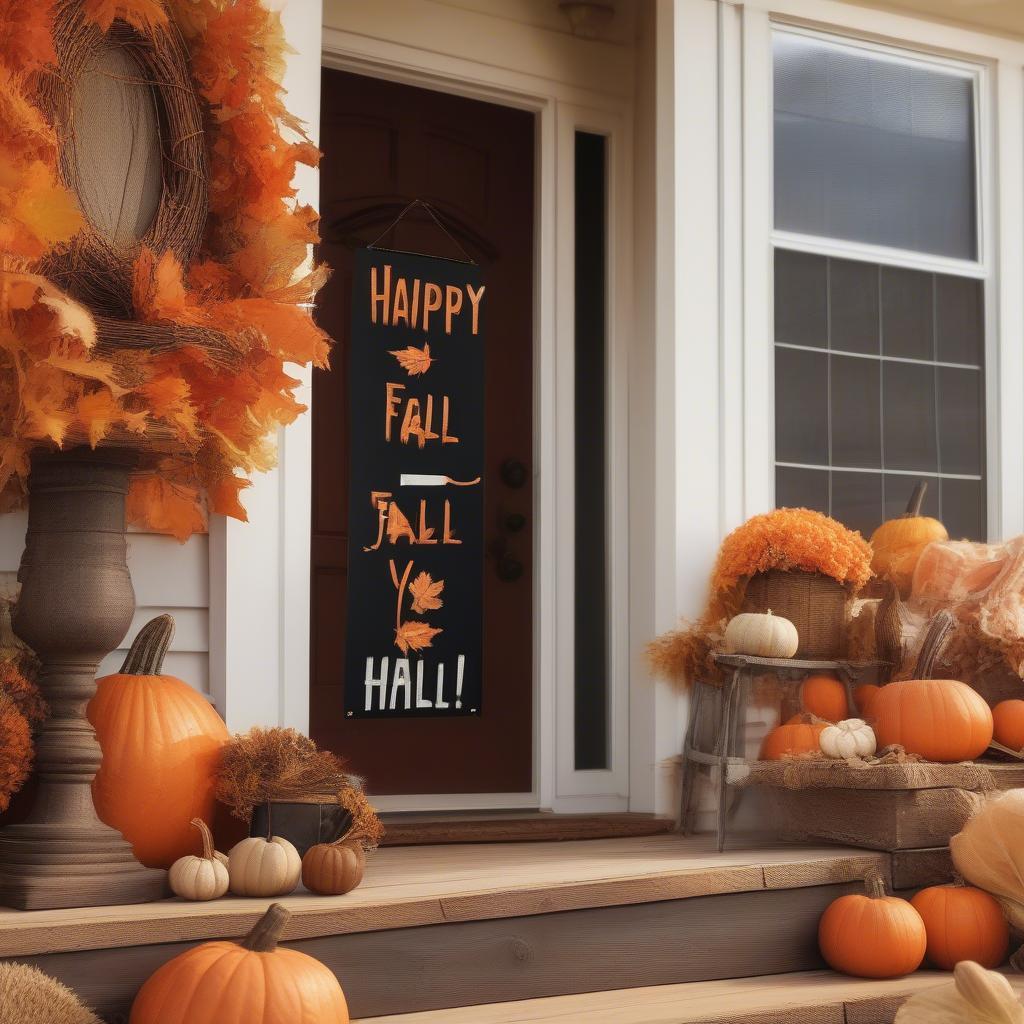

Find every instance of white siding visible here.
[0,508,212,696]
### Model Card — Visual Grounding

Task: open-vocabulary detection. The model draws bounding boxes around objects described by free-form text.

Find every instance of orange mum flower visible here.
[0,694,32,813]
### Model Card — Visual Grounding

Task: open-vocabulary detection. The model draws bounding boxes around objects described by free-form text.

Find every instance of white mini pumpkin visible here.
[819,718,877,760]
[228,835,302,897]
[722,610,799,659]
[169,818,229,902]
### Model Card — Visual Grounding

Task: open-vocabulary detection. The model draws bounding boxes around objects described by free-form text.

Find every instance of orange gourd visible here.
[993,700,1024,753]
[818,871,926,978]
[872,612,993,763]
[302,840,366,896]
[910,882,1009,970]
[89,616,229,868]
[854,684,880,718]
[869,480,948,597]
[760,716,826,760]
[129,904,349,1024]
[801,674,848,722]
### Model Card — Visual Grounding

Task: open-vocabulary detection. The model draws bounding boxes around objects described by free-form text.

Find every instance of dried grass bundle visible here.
[338,784,385,851]
[216,726,352,821]
[0,962,101,1024]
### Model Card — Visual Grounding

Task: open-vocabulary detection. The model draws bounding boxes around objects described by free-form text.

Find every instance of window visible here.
[772,29,987,539]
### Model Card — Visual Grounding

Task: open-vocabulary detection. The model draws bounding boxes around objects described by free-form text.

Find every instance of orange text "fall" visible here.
[385,383,459,448]
[371,265,485,335]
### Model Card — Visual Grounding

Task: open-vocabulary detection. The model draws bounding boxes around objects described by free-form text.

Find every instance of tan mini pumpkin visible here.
[169,818,229,902]
[722,610,798,659]
[228,835,301,897]
[894,960,1024,1024]
[302,840,366,896]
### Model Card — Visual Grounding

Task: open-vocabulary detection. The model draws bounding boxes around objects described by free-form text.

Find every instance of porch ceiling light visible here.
[558,0,615,39]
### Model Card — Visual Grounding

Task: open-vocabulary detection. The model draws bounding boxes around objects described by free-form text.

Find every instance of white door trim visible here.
[215,15,635,814]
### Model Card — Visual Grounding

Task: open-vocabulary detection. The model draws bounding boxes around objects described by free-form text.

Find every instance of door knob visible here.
[505,512,526,533]
[497,554,524,582]
[500,459,527,489]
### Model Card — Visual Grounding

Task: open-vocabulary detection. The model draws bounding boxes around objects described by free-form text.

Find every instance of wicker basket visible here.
[741,569,847,659]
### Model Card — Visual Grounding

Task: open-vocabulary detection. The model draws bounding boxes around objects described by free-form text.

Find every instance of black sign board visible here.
[344,247,485,717]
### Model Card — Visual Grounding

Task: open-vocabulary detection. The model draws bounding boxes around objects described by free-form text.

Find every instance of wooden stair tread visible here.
[352,970,1024,1024]
[380,812,675,846]
[0,835,888,958]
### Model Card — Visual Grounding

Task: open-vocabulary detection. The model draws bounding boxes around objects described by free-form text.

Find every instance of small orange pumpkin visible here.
[801,674,848,722]
[869,480,948,597]
[89,616,229,868]
[872,612,993,763]
[993,699,1024,753]
[818,871,926,978]
[853,684,880,718]
[302,840,366,896]
[760,716,827,760]
[129,904,349,1023]
[910,882,1009,970]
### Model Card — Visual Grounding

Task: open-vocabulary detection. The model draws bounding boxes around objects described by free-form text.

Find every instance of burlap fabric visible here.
[735,752,996,792]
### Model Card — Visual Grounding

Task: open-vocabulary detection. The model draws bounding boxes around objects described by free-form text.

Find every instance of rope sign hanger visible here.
[367,198,478,266]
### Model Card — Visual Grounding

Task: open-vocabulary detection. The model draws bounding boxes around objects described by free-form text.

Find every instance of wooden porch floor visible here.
[0,834,889,958]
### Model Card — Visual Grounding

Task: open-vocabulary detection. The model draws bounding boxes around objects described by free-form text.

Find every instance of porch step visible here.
[380,811,676,846]
[0,836,897,1020]
[353,971,1024,1024]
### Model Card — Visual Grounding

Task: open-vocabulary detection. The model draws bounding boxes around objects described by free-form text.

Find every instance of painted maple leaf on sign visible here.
[395,619,442,655]
[388,343,434,376]
[408,571,444,614]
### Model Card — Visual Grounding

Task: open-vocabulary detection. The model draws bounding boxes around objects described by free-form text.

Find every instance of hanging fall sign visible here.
[344,248,485,717]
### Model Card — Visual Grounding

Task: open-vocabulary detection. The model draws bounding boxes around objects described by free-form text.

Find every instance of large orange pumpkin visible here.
[760,717,826,760]
[853,684,880,718]
[993,700,1024,752]
[130,904,349,1023]
[871,611,993,762]
[818,872,926,978]
[801,675,848,722]
[869,480,948,597]
[910,882,1009,970]
[89,615,229,868]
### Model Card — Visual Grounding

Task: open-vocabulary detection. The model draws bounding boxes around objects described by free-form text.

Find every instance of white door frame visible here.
[212,8,636,815]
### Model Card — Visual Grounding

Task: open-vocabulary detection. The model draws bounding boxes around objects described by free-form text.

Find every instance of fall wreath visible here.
[0,0,330,539]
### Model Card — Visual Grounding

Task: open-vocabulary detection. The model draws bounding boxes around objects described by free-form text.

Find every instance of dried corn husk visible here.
[951,791,1024,932]
[895,961,1024,1023]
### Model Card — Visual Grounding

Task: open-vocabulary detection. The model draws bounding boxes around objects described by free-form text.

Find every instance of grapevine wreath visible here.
[0,0,331,539]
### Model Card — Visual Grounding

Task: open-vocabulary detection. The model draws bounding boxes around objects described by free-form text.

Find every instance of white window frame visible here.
[711,0,1024,542]
[769,23,991,533]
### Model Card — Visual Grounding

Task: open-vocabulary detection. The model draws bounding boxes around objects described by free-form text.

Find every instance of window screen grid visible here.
[773,248,985,539]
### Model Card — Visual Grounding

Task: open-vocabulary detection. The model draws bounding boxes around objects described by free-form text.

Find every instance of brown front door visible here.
[311,69,534,796]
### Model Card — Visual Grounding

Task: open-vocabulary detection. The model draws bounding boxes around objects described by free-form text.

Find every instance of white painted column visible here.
[209,0,323,731]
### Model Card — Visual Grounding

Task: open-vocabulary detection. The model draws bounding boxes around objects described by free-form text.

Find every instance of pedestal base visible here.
[0,450,167,910]
[0,822,166,910]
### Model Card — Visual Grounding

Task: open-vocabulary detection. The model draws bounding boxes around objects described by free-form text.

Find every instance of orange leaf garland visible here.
[81,0,169,33]
[127,476,207,543]
[0,0,333,539]
[389,344,433,376]
[409,572,444,614]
